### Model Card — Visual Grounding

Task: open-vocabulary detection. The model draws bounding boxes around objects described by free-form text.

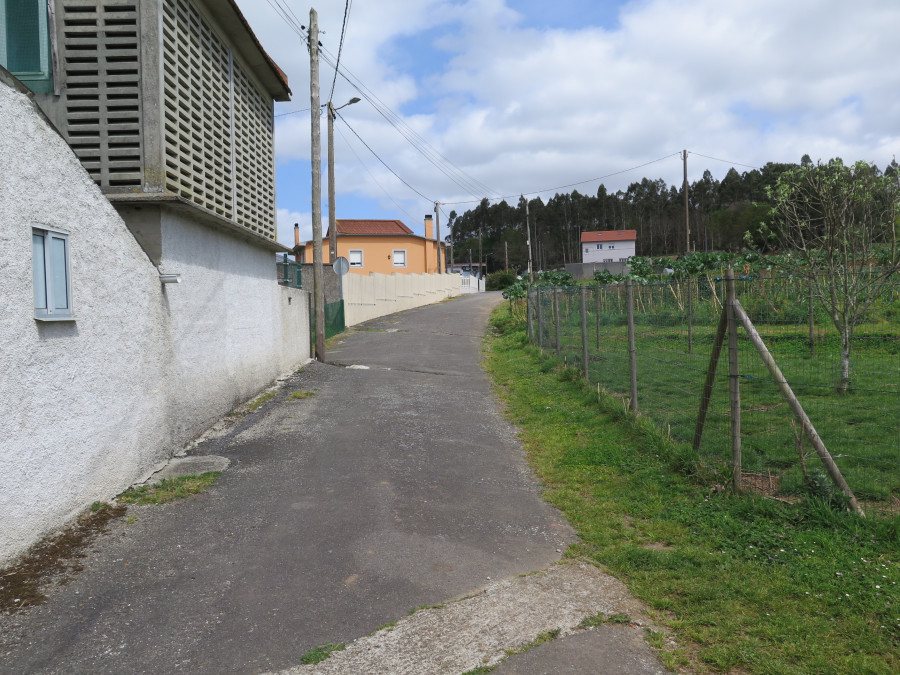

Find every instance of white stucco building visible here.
[0,0,311,566]
[581,230,637,264]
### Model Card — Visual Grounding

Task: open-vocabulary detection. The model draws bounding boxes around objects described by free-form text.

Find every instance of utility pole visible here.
[683,149,691,255]
[478,227,483,279]
[309,9,325,361]
[327,101,337,263]
[505,240,508,271]
[524,196,534,282]
[434,202,442,273]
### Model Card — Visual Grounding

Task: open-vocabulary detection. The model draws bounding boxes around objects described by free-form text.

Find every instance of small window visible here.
[596,244,601,249]
[33,227,73,320]
[583,248,588,254]
[348,249,363,268]
[0,0,54,94]
[603,258,613,263]
[608,244,615,249]
[619,257,628,262]
[392,249,407,268]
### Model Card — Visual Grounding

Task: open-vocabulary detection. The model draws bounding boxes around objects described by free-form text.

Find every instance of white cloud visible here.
[243,0,900,221]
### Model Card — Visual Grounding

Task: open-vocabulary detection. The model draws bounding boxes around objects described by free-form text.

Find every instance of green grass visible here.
[486,305,900,674]
[299,643,345,665]
[532,282,899,502]
[248,391,277,411]
[289,390,316,400]
[117,472,221,505]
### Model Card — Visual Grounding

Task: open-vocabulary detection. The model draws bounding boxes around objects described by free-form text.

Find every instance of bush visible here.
[486,269,518,291]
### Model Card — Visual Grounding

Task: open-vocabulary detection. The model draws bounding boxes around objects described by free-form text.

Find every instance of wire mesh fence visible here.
[527,273,900,514]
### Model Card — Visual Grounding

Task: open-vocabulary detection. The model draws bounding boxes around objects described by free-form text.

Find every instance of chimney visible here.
[424,214,434,240]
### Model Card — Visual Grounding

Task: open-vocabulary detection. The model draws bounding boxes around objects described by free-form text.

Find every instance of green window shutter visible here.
[1,0,52,93]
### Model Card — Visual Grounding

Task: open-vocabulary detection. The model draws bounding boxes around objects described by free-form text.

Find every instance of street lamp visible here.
[328,97,361,261]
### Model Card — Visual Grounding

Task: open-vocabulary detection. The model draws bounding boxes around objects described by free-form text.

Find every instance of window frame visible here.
[392,249,407,268]
[0,0,54,94]
[348,249,364,268]
[32,226,74,321]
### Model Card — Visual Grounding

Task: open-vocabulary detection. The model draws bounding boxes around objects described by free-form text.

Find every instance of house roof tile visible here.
[333,219,414,236]
[580,230,637,243]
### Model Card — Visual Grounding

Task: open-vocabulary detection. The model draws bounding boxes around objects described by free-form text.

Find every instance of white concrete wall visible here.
[0,76,311,565]
[155,212,311,442]
[343,272,460,326]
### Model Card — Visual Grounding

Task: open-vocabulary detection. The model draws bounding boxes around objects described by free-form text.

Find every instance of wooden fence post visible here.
[581,285,589,382]
[626,279,638,412]
[732,298,865,517]
[526,286,533,342]
[595,285,602,350]
[726,268,741,492]
[536,286,544,349]
[553,288,561,357]
[687,276,694,355]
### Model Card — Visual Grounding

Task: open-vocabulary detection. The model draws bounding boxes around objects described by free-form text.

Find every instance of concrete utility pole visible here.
[434,202,442,273]
[309,9,325,361]
[327,101,337,263]
[524,196,535,282]
[683,149,691,255]
[478,227,483,279]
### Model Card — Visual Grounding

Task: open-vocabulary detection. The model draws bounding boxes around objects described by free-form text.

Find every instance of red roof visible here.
[580,230,637,243]
[333,219,414,236]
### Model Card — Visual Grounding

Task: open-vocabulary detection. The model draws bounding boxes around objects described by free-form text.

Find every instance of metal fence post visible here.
[581,285,589,382]
[626,279,638,412]
[726,268,741,491]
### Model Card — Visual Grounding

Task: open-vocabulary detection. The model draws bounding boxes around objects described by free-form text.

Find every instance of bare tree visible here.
[764,159,899,393]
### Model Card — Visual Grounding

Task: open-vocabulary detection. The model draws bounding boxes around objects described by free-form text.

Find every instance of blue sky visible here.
[239,0,900,246]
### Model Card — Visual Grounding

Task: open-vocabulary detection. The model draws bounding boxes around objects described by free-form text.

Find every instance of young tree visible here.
[765,159,899,393]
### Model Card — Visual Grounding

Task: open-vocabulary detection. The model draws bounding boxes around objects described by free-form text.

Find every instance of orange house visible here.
[299,217,445,275]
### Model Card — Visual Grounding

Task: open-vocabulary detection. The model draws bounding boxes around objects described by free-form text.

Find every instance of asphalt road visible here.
[0,292,577,674]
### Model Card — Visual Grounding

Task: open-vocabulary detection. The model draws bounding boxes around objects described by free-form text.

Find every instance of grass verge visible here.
[117,472,221,505]
[300,643,345,665]
[484,305,899,674]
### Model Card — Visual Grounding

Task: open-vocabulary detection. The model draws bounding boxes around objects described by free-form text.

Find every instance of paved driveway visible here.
[0,293,575,674]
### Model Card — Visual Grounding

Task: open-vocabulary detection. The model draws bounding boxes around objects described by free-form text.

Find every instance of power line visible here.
[275,106,312,117]
[318,45,500,199]
[688,151,759,171]
[441,153,682,206]
[329,0,352,102]
[335,124,420,224]
[336,111,434,202]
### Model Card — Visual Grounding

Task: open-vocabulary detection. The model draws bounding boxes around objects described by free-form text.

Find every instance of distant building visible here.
[300,216,446,275]
[581,230,637,264]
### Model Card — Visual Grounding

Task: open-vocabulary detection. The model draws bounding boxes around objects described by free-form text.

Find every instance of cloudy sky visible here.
[238,0,900,246]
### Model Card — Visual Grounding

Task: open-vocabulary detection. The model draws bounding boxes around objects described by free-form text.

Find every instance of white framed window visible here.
[596,244,601,249]
[33,226,73,321]
[348,249,363,268]
[392,249,407,268]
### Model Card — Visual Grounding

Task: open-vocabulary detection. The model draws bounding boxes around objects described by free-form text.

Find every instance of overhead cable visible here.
[336,111,434,202]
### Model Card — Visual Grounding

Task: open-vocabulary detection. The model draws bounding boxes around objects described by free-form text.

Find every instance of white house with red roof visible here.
[581,230,637,264]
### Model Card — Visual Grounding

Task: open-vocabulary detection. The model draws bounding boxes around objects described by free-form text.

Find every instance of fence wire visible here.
[527,275,899,512]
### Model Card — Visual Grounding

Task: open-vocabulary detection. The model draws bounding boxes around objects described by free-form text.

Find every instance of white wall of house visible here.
[582,239,636,264]
[0,75,310,565]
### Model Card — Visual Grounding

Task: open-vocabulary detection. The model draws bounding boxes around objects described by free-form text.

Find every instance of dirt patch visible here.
[0,504,126,613]
[739,472,780,496]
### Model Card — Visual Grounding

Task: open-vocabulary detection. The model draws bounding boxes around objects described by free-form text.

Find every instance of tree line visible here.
[446,155,900,274]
